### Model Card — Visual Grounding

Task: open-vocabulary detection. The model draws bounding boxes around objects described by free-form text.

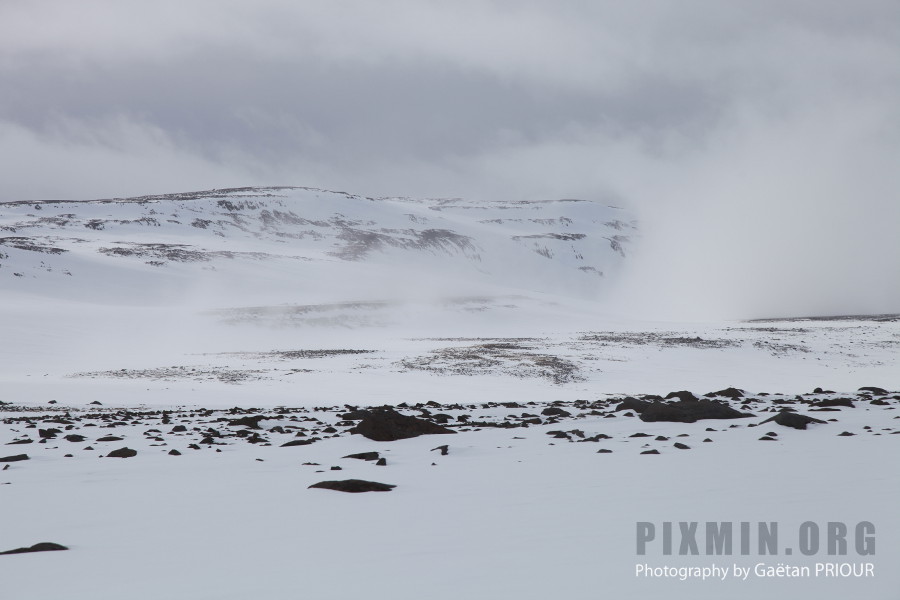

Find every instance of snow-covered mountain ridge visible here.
[0,186,636,304]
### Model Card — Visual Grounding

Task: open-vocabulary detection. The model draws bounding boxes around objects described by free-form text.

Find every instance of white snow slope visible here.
[1,187,897,600]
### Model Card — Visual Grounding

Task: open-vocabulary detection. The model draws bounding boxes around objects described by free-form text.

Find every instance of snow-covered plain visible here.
[1,188,897,599]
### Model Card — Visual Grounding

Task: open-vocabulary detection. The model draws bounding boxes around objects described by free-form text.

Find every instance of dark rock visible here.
[596,448,613,453]
[39,429,61,439]
[341,410,370,420]
[227,415,266,429]
[64,434,87,443]
[308,479,396,493]
[640,399,752,423]
[96,436,124,442]
[171,425,187,433]
[330,466,342,471]
[811,398,855,408]
[245,432,268,444]
[838,431,855,436]
[343,452,380,461]
[629,433,651,438]
[665,390,698,402]
[759,436,776,441]
[6,439,33,445]
[168,449,181,456]
[431,445,449,456]
[614,397,651,413]
[376,458,387,466]
[106,447,137,458]
[0,542,68,555]
[760,411,827,430]
[641,449,660,455]
[349,407,455,442]
[673,442,690,450]
[859,386,888,395]
[281,438,318,447]
[0,454,29,462]
[708,387,745,399]
[90,401,102,405]
[541,407,572,417]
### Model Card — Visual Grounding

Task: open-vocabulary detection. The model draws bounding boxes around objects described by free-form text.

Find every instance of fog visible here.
[2,1,898,318]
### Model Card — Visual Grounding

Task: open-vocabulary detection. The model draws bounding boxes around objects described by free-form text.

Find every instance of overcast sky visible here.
[1,1,898,317]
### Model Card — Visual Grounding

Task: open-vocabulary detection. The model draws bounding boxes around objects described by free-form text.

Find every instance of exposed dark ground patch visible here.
[0,237,67,254]
[748,314,900,323]
[330,227,480,261]
[98,243,279,264]
[578,331,741,350]
[70,366,269,384]
[207,349,376,361]
[398,340,583,384]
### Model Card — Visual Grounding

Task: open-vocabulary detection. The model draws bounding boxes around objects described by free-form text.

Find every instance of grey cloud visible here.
[1,1,898,316]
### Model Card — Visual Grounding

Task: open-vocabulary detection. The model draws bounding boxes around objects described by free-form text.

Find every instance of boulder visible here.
[0,542,68,555]
[706,387,745,399]
[614,397,651,413]
[308,479,396,493]
[106,447,137,458]
[640,399,752,423]
[664,390,699,402]
[343,452,380,461]
[811,398,854,408]
[858,386,889,395]
[0,454,29,462]
[349,407,455,442]
[541,407,571,417]
[227,415,266,429]
[759,411,827,430]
